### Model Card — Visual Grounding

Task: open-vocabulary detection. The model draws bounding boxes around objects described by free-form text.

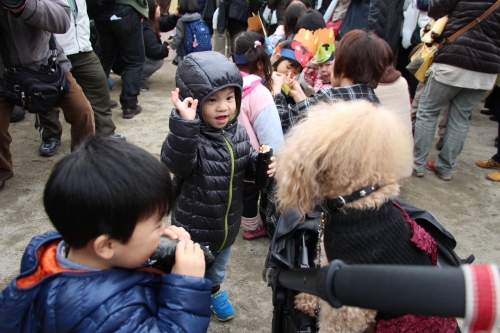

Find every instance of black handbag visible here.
[0,29,70,114]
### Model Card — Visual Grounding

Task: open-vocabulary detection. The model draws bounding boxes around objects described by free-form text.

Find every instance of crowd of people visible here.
[1,0,500,331]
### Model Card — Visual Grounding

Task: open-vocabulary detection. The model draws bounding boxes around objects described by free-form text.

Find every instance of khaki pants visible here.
[0,72,95,180]
[213,0,230,56]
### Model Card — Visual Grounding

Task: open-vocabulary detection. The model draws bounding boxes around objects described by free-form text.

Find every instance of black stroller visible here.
[263,199,474,333]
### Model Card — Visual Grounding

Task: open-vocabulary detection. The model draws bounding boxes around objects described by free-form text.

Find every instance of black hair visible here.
[44,136,174,249]
[147,0,160,35]
[272,40,302,72]
[294,9,326,34]
[333,29,390,88]
[286,0,313,9]
[283,2,307,40]
[232,31,273,91]
[178,0,199,14]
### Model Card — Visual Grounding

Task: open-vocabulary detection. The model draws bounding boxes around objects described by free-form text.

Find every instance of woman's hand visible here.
[171,88,197,120]
[271,72,286,94]
[267,156,277,177]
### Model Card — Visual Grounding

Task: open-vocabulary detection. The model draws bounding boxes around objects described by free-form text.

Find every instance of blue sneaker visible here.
[210,290,235,321]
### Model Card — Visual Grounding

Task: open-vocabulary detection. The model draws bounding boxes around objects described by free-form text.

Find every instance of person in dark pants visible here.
[36,0,125,157]
[94,0,148,119]
[475,83,500,182]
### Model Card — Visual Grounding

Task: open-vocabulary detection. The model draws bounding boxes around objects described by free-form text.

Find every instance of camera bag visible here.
[0,29,70,114]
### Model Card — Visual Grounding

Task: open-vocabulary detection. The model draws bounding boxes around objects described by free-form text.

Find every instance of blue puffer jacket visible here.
[0,231,212,333]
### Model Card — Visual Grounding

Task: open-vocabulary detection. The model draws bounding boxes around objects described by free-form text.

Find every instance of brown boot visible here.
[486,171,500,182]
[122,104,142,119]
[476,159,500,169]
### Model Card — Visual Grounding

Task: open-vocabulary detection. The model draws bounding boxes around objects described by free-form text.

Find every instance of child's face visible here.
[275,59,301,77]
[112,215,165,269]
[202,87,237,129]
[319,61,333,83]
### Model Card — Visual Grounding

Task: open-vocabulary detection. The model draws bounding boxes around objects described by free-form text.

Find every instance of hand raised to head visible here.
[171,88,198,120]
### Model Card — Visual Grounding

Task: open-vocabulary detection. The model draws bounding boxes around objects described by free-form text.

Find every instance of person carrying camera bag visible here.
[412,0,500,181]
[0,0,94,192]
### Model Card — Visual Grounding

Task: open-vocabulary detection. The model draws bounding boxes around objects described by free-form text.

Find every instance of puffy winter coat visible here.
[429,0,500,74]
[0,231,212,333]
[161,52,257,253]
[338,0,405,53]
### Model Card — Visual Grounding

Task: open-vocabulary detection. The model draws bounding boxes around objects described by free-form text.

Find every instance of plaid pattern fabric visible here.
[274,84,380,134]
[259,181,279,237]
[303,66,332,92]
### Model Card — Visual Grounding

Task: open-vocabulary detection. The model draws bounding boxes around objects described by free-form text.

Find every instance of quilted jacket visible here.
[429,0,500,74]
[161,52,256,253]
[0,231,212,333]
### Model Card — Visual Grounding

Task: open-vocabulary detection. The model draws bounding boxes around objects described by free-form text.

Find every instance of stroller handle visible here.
[275,260,467,317]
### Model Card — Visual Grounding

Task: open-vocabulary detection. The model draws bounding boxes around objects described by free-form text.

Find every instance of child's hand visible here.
[267,156,277,178]
[172,88,198,120]
[271,72,285,94]
[289,80,307,103]
[164,225,191,241]
[171,240,205,278]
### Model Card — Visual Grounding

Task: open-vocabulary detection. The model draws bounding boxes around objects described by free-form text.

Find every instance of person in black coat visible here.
[161,51,276,322]
[112,0,169,91]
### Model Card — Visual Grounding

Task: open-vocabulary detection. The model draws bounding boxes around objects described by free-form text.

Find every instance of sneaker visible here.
[486,171,500,182]
[425,160,451,181]
[243,224,268,240]
[476,159,500,169]
[39,138,61,157]
[110,100,118,109]
[412,169,424,177]
[140,84,149,92]
[109,134,126,141]
[210,290,235,321]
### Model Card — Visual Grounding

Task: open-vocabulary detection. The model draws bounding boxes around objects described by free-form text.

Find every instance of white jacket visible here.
[54,0,92,55]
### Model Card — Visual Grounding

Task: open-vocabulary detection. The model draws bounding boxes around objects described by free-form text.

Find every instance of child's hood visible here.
[181,12,201,22]
[175,51,243,130]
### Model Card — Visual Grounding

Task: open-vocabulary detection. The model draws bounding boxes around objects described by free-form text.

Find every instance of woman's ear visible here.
[93,235,116,260]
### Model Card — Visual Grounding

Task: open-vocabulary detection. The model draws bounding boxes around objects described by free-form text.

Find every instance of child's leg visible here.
[205,246,235,321]
[241,182,267,240]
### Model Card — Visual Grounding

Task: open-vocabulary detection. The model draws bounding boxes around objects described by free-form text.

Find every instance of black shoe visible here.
[110,100,118,109]
[0,173,13,192]
[10,106,25,123]
[480,108,495,116]
[172,60,178,66]
[436,137,444,151]
[122,104,142,119]
[109,133,126,140]
[39,138,61,157]
[140,84,149,92]
[490,115,499,122]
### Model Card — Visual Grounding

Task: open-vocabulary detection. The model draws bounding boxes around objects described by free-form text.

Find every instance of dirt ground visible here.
[1,60,499,332]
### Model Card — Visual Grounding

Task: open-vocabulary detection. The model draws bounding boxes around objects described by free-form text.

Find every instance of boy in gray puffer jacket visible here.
[161,51,276,322]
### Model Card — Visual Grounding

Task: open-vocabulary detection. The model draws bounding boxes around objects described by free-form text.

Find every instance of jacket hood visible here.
[175,51,243,131]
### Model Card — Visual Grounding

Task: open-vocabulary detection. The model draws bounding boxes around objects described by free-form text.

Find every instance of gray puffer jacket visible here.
[161,52,256,253]
[429,0,500,74]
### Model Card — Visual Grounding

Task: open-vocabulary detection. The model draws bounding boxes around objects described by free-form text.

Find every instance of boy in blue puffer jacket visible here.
[161,51,276,322]
[0,136,212,333]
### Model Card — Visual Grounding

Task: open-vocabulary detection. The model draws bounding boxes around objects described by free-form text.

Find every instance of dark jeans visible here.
[95,6,145,109]
[486,86,500,162]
